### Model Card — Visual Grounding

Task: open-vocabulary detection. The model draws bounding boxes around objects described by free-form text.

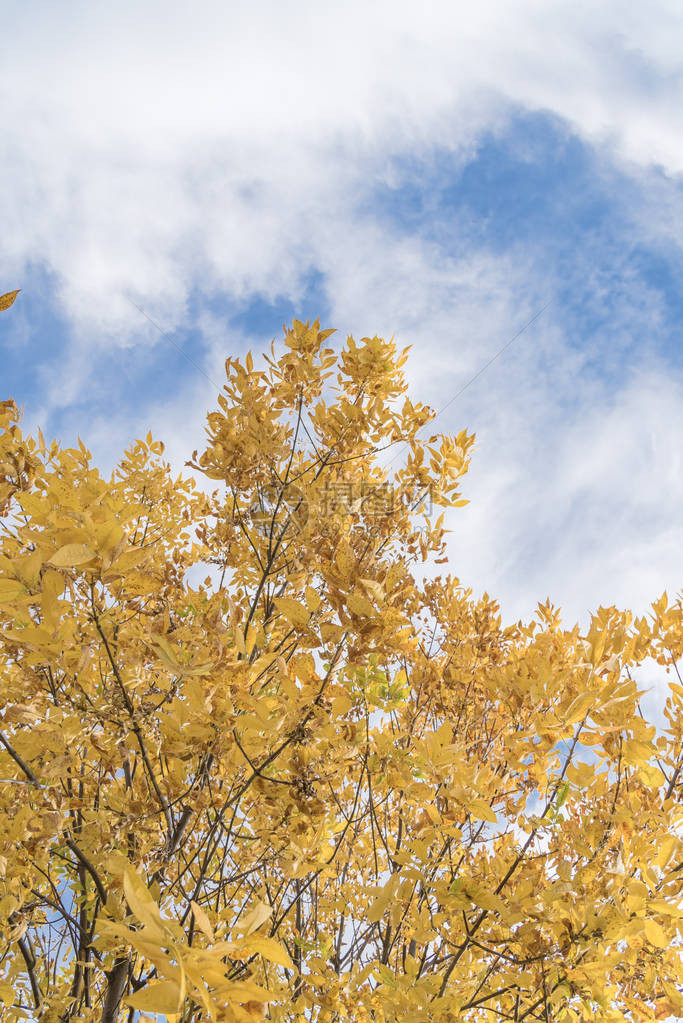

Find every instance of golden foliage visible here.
[0,319,681,1022]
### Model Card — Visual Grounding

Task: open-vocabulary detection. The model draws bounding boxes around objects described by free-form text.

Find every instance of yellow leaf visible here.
[41,567,65,601]
[0,290,20,311]
[466,885,506,914]
[242,935,294,969]
[125,979,184,1014]
[245,624,258,656]
[112,546,150,572]
[237,901,272,937]
[649,899,683,918]
[332,692,353,715]
[0,980,15,1003]
[97,921,173,966]
[48,543,96,568]
[274,596,309,629]
[320,622,345,644]
[601,654,620,673]
[347,592,376,618]
[663,980,683,1011]
[103,851,131,877]
[191,899,216,942]
[622,738,654,768]
[469,799,497,824]
[638,763,665,788]
[94,518,125,556]
[335,540,356,579]
[563,692,594,725]
[304,586,321,612]
[644,918,668,948]
[233,625,246,656]
[123,866,164,930]
[0,578,26,602]
[654,836,677,868]
[424,804,441,826]
[367,874,400,923]
[224,979,277,1002]
[359,578,384,603]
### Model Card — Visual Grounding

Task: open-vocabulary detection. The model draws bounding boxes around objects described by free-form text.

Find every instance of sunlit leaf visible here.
[125,979,184,1013]
[0,290,20,311]
[48,543,96,567]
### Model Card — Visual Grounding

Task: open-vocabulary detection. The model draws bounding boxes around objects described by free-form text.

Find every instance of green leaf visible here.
[555,781,569,809]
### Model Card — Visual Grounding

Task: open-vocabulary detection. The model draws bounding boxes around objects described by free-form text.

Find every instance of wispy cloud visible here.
[1,0,682,716]
[3,0,683,334]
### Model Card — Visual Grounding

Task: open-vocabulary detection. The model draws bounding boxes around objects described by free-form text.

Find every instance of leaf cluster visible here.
[0,321,681,1022]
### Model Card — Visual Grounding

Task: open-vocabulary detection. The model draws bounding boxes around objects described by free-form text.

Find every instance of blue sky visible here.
[2,1,683,718]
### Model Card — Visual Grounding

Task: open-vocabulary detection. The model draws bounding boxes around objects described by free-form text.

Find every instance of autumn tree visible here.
[0,318,682,1023]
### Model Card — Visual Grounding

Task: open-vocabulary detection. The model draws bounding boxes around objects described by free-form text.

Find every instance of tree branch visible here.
[0,730,41,786]
[65,837,108,905]
[101,955,129,1023]
[17,934,43,1010]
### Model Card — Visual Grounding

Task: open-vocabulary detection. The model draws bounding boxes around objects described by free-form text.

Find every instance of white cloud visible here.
[3,0,683,338]
[445,363,683,625]
[317,217,683,637]
[2,0,683,717]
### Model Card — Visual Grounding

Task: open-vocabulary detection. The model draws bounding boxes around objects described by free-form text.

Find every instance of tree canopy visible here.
[0,318,682,1022]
